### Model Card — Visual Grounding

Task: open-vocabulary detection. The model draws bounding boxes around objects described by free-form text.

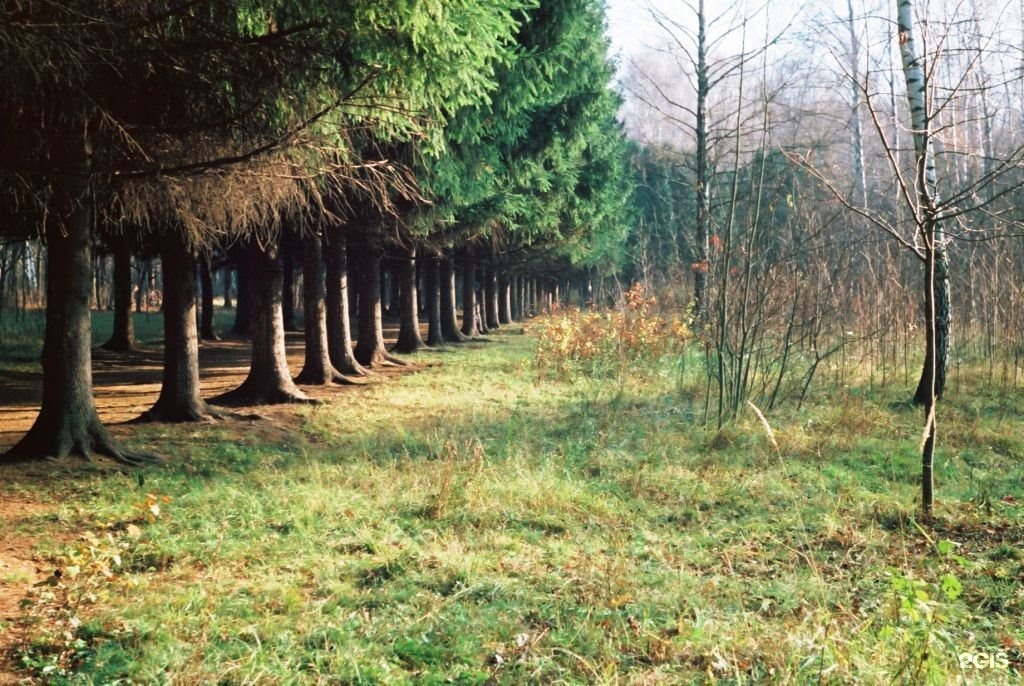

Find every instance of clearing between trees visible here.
[0,315,1021,684]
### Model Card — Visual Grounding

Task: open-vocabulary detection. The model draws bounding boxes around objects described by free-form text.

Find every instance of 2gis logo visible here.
[958,651,1010,670]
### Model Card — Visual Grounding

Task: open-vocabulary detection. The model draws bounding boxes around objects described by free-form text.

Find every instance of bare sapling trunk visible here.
[393,246,427,353]
[5,144,152,464]
[139,232,222,422]
[323,224,368,376]
[212,240,315,405]
[101,239,134,352]
[898,0,950,519]
[693,0,711,322]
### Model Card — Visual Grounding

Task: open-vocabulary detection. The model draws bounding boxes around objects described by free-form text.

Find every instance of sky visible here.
[604,0,816,63]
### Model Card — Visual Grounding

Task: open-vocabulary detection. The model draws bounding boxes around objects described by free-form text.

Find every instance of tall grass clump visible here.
[529,284,691,380]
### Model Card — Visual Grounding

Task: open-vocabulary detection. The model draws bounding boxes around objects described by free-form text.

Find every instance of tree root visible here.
[3,419,158,466]
[132,401,228,424]
[209,385,322,407]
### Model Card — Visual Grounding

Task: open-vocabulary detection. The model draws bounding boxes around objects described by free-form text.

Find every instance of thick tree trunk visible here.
[424,254,445,346]
[485,265,500,330]
[510,275,521,321]
[461,259,478,337]
[393,246,426,353]
[281,241,298,332]
[295,229,358,385]
[5,168,149,464]
[354,241,405,367]
[324,225,368,376]
[499,272,512,324]
[139,233,220,422]
[222,264,233,309]
[102,240,134,352]
[135,258,151,313]
[212,241,313,405]
[199,253,218,341]
[385,261,401,317]
[440,257,467,343]
[231,245,251,336]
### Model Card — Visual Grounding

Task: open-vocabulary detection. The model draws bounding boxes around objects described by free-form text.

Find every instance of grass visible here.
[4,326,1023,684]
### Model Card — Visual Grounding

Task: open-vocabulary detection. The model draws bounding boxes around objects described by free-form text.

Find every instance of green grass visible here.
[6,330,1024,684]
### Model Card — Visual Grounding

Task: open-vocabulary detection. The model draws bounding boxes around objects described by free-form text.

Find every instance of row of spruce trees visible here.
[0,1,635,463]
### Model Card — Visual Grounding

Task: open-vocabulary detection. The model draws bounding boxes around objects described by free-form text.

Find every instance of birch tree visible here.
[897,0,949,517]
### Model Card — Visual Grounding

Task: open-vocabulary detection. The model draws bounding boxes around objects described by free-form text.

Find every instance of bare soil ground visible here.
[0,324,424,683]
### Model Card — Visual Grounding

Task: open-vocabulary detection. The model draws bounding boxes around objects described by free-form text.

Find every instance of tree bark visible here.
[353,240,405,367]
[499,272,512,324]
[198,253,218,341]
[485,265,500,330]
[393,246,426,353]
[139,233,221,422]
[440,257,468,343]
[101,240,134,352]
[281,240,298,332]
[510,274,521,321]
[324,224,368,376]
[461,258,478,337]
[212,240,314,405]
[424,254,445,346]
[898,0,950,519]
[135,258,151,313]
[5,163,150,464]
[222,264,233,309]
[231,244,251,336]
[295,229,358,385]
[693,0,711,322]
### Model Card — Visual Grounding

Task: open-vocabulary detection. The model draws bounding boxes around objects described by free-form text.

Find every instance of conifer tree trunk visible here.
[324,224,367,376]
[213,240,313,405]
[231,244,251,336]
[281,240,298,332]
[425,254,445,346]
[222,265,233,309]
[485,265,500,330]
[139,232,220,422]
[393,246,426,353]
[296,229,358,385]
[499,272,512,324]
[510,274,521,321]
[199,253,218,341]
[354,240,405,367]
[102,240,134,352]
[461,258,478,337]
[440,257,468,342]
[6,151,150,464]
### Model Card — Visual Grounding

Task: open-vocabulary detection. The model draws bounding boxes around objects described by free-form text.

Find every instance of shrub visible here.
[530,284,691,378]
